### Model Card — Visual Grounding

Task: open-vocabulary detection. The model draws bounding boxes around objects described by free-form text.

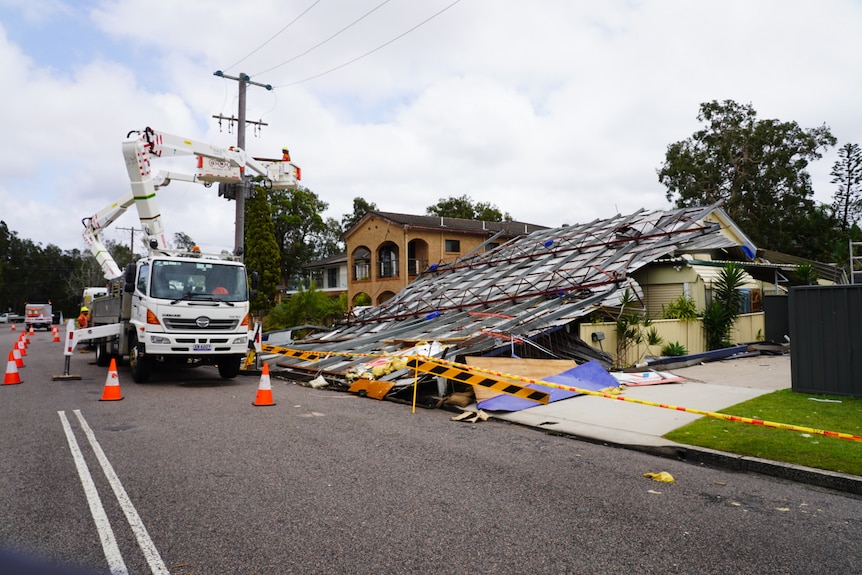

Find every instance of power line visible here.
[253,0,394,77]
[273,0,463,88]
[223,0,322,73]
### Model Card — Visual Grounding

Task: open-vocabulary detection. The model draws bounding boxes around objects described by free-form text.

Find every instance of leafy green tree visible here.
[659,100,836,255]
[426,194,512,221]
[0,220,140,319]
[244,187,281,314]
[312,217,344,261]
[0,221,12,311]
[270,187,343,288]
[0,227,66,312]
[58,239,130,310]
[789,203,845,262]
[265,285,347,330]
[830,142,862,231]
[173,232,196,250]
[701,262,746,350]
[342,197,378,232]
[475,203,512,222]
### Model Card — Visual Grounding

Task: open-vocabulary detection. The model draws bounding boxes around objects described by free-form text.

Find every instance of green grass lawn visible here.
[663,388,862,476]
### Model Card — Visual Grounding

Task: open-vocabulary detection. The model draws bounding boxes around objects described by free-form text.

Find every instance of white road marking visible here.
[73,409,170,575]
[58,411,129,575]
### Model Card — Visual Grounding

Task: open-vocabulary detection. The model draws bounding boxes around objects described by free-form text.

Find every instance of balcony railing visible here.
[353,263,371,281]
[408,258,428,276]
[378,260,399,279]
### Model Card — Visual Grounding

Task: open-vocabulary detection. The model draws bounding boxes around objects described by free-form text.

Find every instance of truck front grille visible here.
[162,318,239,330]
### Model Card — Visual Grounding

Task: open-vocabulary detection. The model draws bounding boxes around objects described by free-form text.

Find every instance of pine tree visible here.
[243,187,281,315]
[830,142,862,231]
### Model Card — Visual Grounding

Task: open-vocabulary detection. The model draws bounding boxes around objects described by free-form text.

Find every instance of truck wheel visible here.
[217,356,242,379]
[95,343,111,367]
[129,336,152,383]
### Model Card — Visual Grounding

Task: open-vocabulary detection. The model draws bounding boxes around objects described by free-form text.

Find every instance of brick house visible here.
[343,211,547,307]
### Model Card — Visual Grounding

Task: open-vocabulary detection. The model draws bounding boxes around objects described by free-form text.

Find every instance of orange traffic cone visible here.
[16,338,26,357]
[3,353,21,385]
[252,363,275,406]
[52,327,60,343]
[10,323,15,331]
[28,326,34,337]
[99,358,123,401]
[12,347,23,368]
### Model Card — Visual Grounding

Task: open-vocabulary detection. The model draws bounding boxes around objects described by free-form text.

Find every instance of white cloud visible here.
[1,0,861,255]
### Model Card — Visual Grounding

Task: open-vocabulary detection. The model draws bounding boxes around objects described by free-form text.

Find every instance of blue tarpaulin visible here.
[477,360,618,412]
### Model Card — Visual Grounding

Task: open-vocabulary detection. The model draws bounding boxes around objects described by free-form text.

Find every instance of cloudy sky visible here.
[2,0,861,254]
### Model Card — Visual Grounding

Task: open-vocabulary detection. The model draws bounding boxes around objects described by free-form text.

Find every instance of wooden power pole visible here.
[212,71,272,258]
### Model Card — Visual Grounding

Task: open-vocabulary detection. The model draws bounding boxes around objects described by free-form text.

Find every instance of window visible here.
[137,264,149,293]
[327,267,338,288]
[308,270,323,288]
[352,247,371,281]
[408,238,429,276]
[445,239,461,253]
[150,260,247,301]
[378,245,399,278]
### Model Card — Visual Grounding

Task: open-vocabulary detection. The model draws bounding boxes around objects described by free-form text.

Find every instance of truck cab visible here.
[91,254,253,382]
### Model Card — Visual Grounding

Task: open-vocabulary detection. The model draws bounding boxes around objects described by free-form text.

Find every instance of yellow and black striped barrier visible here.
[260,344,328,362]
[258,344,549,404]
[258,343,862,442]
[402,357,549,404]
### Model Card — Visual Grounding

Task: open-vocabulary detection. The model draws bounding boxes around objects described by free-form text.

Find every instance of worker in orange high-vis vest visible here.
[282,147,291,161]
[76,307,89,329]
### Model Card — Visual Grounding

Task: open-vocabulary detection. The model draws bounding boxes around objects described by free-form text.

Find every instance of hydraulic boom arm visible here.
[82,127,298,280]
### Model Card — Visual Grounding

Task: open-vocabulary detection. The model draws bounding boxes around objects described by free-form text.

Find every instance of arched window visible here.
[352,292,371,307]
[378,243,399,278]
[407,239,429,276]
[377,290,396,305]
[352,246,371,281]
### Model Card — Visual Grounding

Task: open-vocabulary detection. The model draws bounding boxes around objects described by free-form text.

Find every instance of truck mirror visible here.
[250,271,259,290]
[124,264,136,293]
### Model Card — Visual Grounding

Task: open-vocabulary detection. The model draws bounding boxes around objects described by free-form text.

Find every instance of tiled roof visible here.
[302,252,347,270]
[345,211,548,238]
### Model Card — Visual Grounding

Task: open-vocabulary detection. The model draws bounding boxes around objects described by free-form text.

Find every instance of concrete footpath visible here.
[487,353,862,495]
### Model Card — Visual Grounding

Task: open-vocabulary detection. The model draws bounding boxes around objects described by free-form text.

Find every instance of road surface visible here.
[1,328,860,574]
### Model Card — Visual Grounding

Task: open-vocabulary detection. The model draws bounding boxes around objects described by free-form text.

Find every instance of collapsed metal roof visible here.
[273,203,750,380]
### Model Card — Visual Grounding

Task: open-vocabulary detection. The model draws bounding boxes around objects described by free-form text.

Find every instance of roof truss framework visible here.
[281,205,739,379]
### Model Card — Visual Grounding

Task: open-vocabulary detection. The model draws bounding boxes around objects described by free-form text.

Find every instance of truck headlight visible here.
[232,336,247,345]
[150,335,171,345]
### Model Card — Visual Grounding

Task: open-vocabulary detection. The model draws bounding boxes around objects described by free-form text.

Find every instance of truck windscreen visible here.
[150,260,248,302]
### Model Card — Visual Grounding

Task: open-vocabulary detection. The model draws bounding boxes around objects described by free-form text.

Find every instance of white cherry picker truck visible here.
[65,127,299,382]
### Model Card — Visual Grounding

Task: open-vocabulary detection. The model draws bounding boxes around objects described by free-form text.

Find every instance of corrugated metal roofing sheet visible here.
[279,204,751,379]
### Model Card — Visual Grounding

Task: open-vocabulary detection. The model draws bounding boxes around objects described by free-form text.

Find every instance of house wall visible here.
[633,265,703,318]
[305,264,348,292]
[579,312,765,367]
[346,215,497,307]
[280,263,348,303]
[633,263,780,320]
